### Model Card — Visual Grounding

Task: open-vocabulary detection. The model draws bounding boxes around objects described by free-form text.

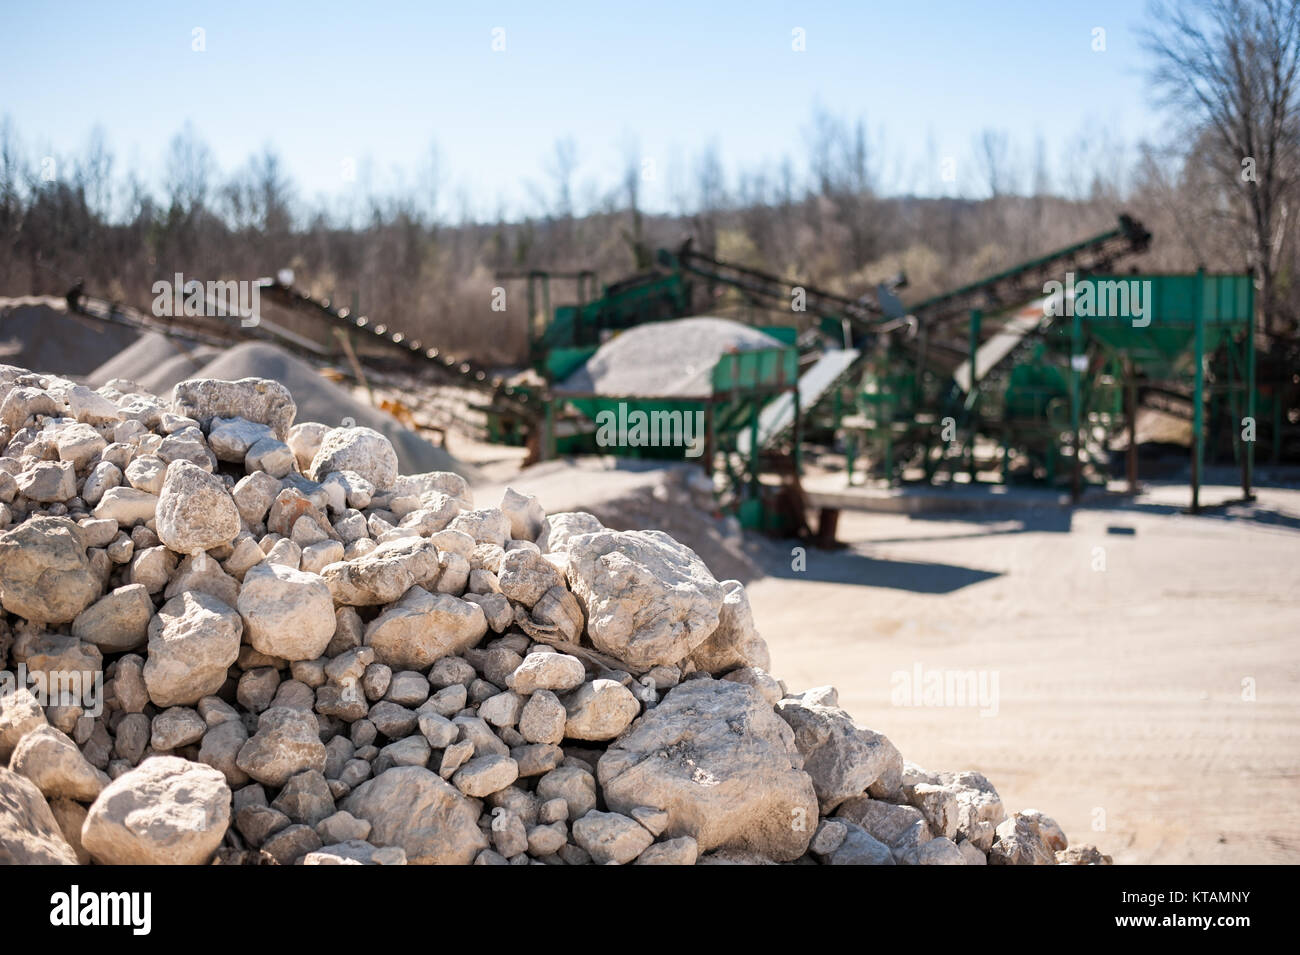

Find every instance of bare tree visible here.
[974,128,1014,198]
[546,136,578,220]
[691,142,726,255]
[78,127,114,221]
[1030,134,1050,198]
[1145,0,1300,337]
[163,121,214,216]
[418,139,444,226]
[620,138,650,269]
[805,107,877,197]
[0,116,25,230]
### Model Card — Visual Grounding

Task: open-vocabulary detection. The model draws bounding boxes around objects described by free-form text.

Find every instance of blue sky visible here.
[1,0,1167,217]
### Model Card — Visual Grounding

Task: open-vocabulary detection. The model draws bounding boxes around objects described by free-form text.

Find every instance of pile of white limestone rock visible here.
[0,364,1112,865]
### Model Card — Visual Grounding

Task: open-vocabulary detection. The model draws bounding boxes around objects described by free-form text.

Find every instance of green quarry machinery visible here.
[498,266,692,382]
[1072,271,1257,508]
[483,266,694,444]
[889,269,1257,505]
[521,244,905,530]
[544,345,802,530]
[261,216,1262,519]
[507,217,1168,503]
[846,215,1156,484]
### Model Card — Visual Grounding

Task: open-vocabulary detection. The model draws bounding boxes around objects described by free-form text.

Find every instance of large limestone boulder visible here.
[320,538,440,606]
[155,460,241,554]
[143,591,242,707]
[309,426,399,491]
[775,693,903,812]
[364,587,486,670]
[0,768,79,865]
[565,529,724,670]
[342,766,487,864]
[172,377,296,441]
[0,687,48,763]
[989,813,1057,865]
[81,756,231,864]
[0,517,100,624]
[597,678,817,861]
[687,579,771,674]
[235,706,327,787]
[237,562,336,661]
[537,511,603,553]
[71,583,154,652]
[9,725,110,801]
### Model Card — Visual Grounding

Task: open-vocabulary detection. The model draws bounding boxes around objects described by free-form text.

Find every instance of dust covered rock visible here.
[342,766,486,864]
[81,756,230,865]
[172,377,296,440]
[155,461,241,554]
[597,679,817,861]
[0,517,100,624]
[0,768,79,865]
[566,529,724,669]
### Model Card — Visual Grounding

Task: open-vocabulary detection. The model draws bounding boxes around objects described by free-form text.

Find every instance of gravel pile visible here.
[94,341,471,480]
[0,361,1109,865]
[0,299,140,377]
[557,317,783,398]
[88,332,220,396]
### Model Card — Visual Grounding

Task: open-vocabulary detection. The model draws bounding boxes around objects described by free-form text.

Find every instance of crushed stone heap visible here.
[556,316,784,398]
[0,362,1111,866]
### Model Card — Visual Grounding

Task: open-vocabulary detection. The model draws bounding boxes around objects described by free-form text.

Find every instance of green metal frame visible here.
[1072,271,1255,509]
[543,346,800,528]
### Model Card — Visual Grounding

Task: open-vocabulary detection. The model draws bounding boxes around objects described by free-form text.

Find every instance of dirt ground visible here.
[747,481,1300,864]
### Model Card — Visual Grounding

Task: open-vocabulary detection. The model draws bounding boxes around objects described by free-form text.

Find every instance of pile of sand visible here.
[0,298,140,377]
[88,331,221,395]
[557,317,782,397]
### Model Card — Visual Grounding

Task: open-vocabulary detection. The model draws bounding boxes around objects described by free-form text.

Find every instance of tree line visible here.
[1,1,1296,365]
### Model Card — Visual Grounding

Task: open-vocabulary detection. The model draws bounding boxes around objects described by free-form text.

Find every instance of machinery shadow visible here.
[1088,497,1300,533]
[763,545,1002,594]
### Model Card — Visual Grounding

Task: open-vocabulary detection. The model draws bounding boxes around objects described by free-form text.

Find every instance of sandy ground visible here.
[747,481,1300,864]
